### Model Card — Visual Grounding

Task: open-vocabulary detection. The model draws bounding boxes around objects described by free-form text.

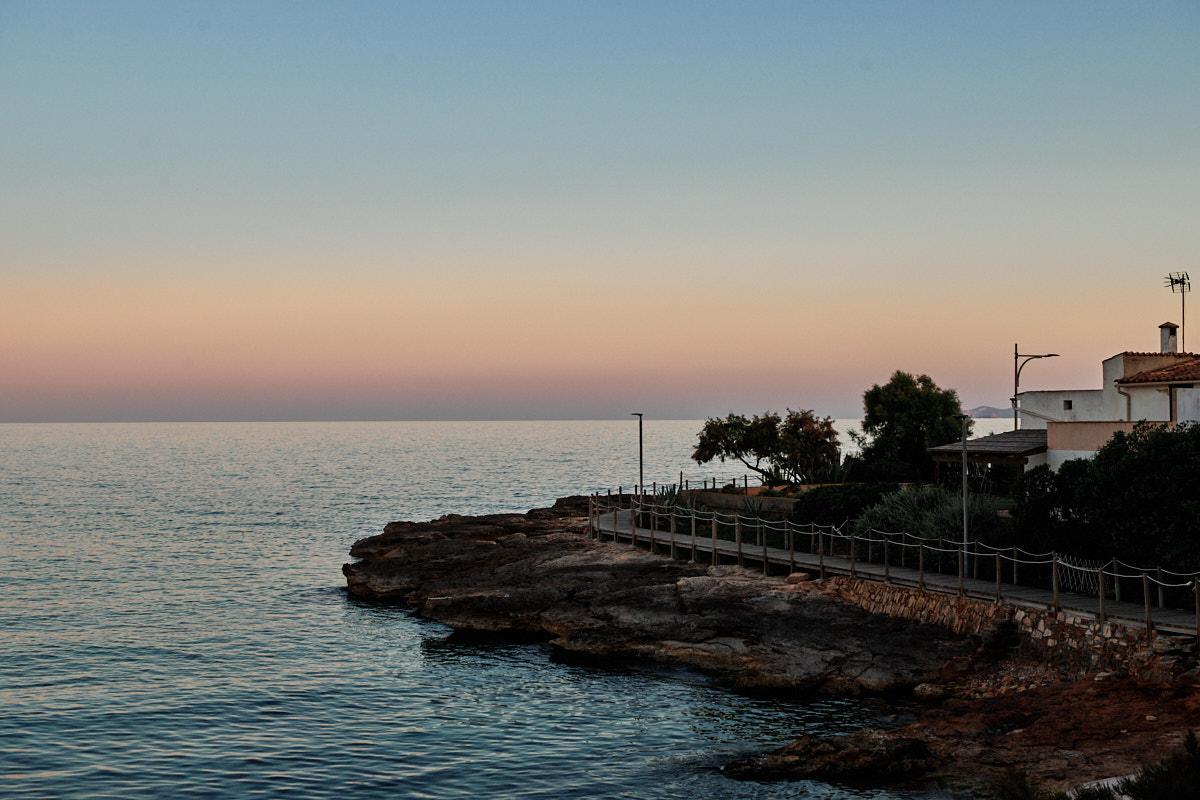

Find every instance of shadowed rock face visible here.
[342,498,1200,793]
[343,497,973,694]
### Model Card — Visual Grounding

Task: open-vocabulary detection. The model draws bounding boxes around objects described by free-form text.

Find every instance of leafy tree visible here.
[777,409,841,484]
[849,371,969,481]
[1013,422,1200,567]
[692,409,840,486]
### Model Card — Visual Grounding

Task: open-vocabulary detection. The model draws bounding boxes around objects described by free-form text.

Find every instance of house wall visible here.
[1128,386,1170,420]
[1018,389,1107,428]
[1019,352,1176,427]
[1178,388,1200,423]
[1044,421,1137,468]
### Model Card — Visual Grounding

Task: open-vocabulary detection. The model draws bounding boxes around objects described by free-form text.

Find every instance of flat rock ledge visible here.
[343,497,973,694]
[344,498,1200,796]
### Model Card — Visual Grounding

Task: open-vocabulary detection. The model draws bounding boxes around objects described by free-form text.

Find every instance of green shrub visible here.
[1013,423,1200,568]
[852,486,1009,544]
[789,482,900,526]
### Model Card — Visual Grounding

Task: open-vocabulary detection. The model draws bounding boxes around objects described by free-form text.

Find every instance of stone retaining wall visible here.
[824,576,1192,682]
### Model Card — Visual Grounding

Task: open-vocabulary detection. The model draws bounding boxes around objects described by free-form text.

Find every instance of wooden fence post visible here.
[883,538,890,583]
[1194,579,1200,647]
[1051,555,1060,612]
[994,552,1002,602]
[629,500,636,546]
[957,549,964,597]
[710,517,718,567]
[669,512,677,560]
[849,535,856,578]
[1098,565,1107,622]
[735,519,743,567]
[1158,568,1165,609]
[1012,546,1019,586]
[1142,573,1153,640]
[917,544,925,590]
[787,521,795,572]
[761,522,768,576]
[690,513,697,562]
[818,534,825,580]
[649,508,657,553]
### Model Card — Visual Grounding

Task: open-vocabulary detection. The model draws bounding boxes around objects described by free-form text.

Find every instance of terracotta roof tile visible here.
[1117,357,1200,385]
[1115,351,1198,358]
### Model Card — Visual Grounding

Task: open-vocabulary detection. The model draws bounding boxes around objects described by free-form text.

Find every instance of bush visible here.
[853,486,1009,544]
[1013,423,1200,568]
[841,455,920,483]
[789,482,900,526]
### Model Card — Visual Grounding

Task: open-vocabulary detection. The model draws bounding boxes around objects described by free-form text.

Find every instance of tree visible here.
[692,409,840,486]
[1014,422,1200,567]
[849,371,969,481]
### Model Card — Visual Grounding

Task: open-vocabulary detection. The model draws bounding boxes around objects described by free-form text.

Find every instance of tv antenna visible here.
[1165,272,1191,352]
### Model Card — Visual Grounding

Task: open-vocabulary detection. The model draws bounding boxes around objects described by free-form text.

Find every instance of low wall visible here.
[824,576,1192,683]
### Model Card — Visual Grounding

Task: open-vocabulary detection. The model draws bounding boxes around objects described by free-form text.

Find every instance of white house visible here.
[1017,322,1200,469]
[929,323,1200,474]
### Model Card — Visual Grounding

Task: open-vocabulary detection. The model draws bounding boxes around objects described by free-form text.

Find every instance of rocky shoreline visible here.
[343,497,1199,797]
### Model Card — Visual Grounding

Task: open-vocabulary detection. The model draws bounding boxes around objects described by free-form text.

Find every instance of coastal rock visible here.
[724,731,937,781]
[913,682,948,702]
[342,496,1200,795]
[343,499,973,694]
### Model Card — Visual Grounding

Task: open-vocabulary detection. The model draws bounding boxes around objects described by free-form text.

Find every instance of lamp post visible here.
[958,413,969,577]
[1012,345,1060,430]
[630,412,644,496]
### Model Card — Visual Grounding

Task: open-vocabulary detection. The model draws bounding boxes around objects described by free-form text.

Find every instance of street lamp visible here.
[630,412,644,496]
[958,413,970,577]
[1012,345,1059,430]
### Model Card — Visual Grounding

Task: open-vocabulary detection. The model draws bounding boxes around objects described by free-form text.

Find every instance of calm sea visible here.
[0,420,1004,799]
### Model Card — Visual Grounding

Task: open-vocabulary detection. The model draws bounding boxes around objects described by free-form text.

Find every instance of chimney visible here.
[1160,321,1179,353]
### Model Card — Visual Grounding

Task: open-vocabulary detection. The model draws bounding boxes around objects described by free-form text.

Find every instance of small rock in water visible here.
[913,683,947,702]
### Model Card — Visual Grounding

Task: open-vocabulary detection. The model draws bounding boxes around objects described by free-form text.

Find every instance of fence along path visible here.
[587,495,1200,641]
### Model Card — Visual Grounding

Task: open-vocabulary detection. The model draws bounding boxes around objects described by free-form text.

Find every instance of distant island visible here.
[967,404,1012,418]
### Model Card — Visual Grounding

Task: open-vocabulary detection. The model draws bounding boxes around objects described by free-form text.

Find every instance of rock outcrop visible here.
[343,497,973,693]
[343,497,1200,795]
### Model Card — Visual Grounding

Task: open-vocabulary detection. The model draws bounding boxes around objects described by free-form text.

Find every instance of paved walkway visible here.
[593,510,1199,639]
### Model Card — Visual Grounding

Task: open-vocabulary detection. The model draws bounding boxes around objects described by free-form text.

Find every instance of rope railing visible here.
[584,489,1200,643]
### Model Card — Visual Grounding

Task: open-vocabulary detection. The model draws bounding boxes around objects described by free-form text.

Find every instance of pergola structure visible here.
[928,429,1047,480]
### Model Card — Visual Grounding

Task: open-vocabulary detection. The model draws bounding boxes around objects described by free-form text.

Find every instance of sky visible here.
[2,1,1198,421]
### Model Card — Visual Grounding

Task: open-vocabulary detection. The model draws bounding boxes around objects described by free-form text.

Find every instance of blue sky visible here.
[2,1,1198,420]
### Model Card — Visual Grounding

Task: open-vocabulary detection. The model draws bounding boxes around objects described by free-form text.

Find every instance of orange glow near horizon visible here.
[4,265,1191,421]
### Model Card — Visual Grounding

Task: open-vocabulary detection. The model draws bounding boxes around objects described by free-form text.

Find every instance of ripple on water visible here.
[0,422,971,799]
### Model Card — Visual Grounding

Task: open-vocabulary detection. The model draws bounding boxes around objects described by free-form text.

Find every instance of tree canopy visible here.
[849,371,969,481]
[1014,422,1200,567]
[692,409,840,486]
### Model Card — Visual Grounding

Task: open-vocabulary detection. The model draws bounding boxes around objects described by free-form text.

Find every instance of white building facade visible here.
[1016,323,1200,469]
